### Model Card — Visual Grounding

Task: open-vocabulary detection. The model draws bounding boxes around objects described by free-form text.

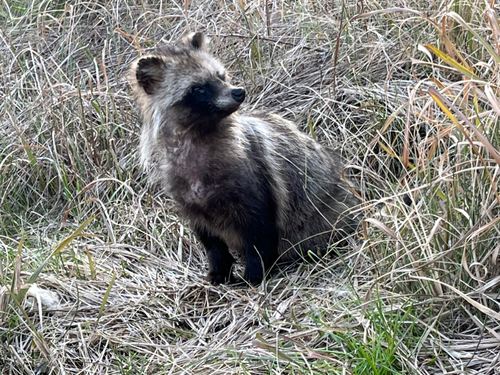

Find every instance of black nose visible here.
[231,88,245,103]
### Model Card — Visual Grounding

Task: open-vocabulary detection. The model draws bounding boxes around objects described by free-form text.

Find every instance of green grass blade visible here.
[97,271,117,325]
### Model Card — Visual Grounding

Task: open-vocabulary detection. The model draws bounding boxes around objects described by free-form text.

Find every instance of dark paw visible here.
[207,271,233,285]
[243,268,264,286]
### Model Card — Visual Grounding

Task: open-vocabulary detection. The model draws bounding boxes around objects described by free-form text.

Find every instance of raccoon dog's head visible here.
[129,32,245,129]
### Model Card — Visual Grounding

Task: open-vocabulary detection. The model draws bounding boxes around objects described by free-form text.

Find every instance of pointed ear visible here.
[134,56,165,95]
[182,32,209,51]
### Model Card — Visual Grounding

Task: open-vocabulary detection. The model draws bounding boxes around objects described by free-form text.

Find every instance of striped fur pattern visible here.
[128,32,359,285]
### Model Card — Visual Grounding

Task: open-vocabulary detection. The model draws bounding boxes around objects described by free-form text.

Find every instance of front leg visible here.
[242,203,280,285]
[196,229,234,284]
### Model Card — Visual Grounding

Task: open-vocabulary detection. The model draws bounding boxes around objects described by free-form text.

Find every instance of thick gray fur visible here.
[128,32,359,284]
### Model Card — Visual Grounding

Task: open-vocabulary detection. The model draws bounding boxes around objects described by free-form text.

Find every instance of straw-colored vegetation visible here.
[1,0,499,374]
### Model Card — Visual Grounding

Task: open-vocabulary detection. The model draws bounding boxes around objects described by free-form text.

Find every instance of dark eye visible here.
[192,85,205,94]
[217,72,226,82]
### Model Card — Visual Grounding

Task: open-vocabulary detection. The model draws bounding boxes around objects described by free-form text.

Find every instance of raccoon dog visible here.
[128,32,359,285]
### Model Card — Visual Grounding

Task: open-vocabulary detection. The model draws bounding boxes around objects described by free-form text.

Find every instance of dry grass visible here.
[1,0,500,374]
